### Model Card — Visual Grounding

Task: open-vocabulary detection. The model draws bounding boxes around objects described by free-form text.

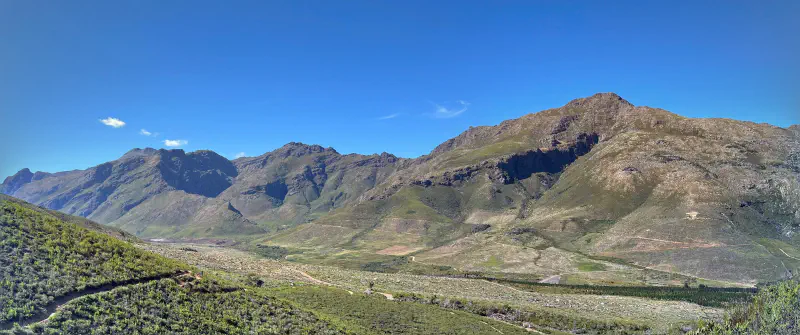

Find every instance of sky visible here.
[1,1,798,178]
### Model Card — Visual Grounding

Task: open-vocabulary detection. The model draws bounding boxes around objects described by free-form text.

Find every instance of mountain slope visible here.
[4,93,799,284]
[267,93,800,284]
[0,195,185,326]
[2,143,405,238]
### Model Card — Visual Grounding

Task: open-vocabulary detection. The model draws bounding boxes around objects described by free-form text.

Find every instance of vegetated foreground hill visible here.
[3,93,799,284]
[0,196,345,334]
[0,194,184,326]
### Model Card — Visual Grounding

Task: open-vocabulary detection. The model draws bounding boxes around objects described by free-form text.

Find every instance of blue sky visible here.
[1,1,798,178]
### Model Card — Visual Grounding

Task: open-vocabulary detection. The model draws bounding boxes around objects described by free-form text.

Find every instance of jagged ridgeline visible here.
[0,196,346,334]
[3,93,799,284]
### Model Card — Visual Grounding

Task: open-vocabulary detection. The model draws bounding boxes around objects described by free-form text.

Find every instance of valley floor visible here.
[139,242,725,334]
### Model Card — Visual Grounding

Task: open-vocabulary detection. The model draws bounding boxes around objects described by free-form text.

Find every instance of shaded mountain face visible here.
[2,142,406,238]
[4,93,799,284]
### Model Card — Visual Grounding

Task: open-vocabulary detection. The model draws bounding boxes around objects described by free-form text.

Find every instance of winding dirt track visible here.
[0,272,183,331]
[291,269,391,298]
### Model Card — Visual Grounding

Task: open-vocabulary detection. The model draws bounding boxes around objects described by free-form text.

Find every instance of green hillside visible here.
[24,277,346,335]
[0,197,185,325]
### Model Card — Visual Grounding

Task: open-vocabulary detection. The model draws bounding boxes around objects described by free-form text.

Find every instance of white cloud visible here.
[163,139,188,147]
[377,113,401,120]
[100,117,126,128]
[234,152,246,159]
[432,100,470,119]
[139,129,152,136]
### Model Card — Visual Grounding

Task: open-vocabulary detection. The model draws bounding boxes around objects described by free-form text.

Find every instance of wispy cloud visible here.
[432,100,470,119]
[140,129,159,137]
[100,117,126,128]
[377,113,401,120]
[163,139,188,147]
[233,152,246,159]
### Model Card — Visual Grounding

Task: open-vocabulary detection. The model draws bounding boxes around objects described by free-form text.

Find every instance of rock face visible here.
[497,133,599,183]
[4,93,799,283]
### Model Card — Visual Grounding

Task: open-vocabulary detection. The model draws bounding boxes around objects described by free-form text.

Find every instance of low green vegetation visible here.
[691,280,800,334]
[360,256,411,273]
[438,138,530,169]
[268,285,529,335]
[393,291,648,334]
[0,199,184,325]
[482,255,504,268]
[386,187,452,223]
[24,277,346,335]
[0,194,139,243]
[577,261,607,272]
[493,279,755,307]
[252,244,294,259]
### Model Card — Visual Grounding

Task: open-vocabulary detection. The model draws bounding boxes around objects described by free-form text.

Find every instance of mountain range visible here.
[4,93,799,284]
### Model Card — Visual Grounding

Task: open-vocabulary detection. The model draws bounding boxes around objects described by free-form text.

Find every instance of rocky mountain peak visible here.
[565,92,633,110]
[276,142,338,158]
[2,168,34,194]
[157,148,186,156]
[121,148,158,160]
[379,152,399,162]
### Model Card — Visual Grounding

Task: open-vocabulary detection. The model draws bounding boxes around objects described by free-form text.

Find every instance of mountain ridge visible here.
[4,93,799,284]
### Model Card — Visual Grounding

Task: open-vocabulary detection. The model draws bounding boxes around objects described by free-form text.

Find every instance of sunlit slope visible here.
[268,94,800,284]
[0,195,185,325]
